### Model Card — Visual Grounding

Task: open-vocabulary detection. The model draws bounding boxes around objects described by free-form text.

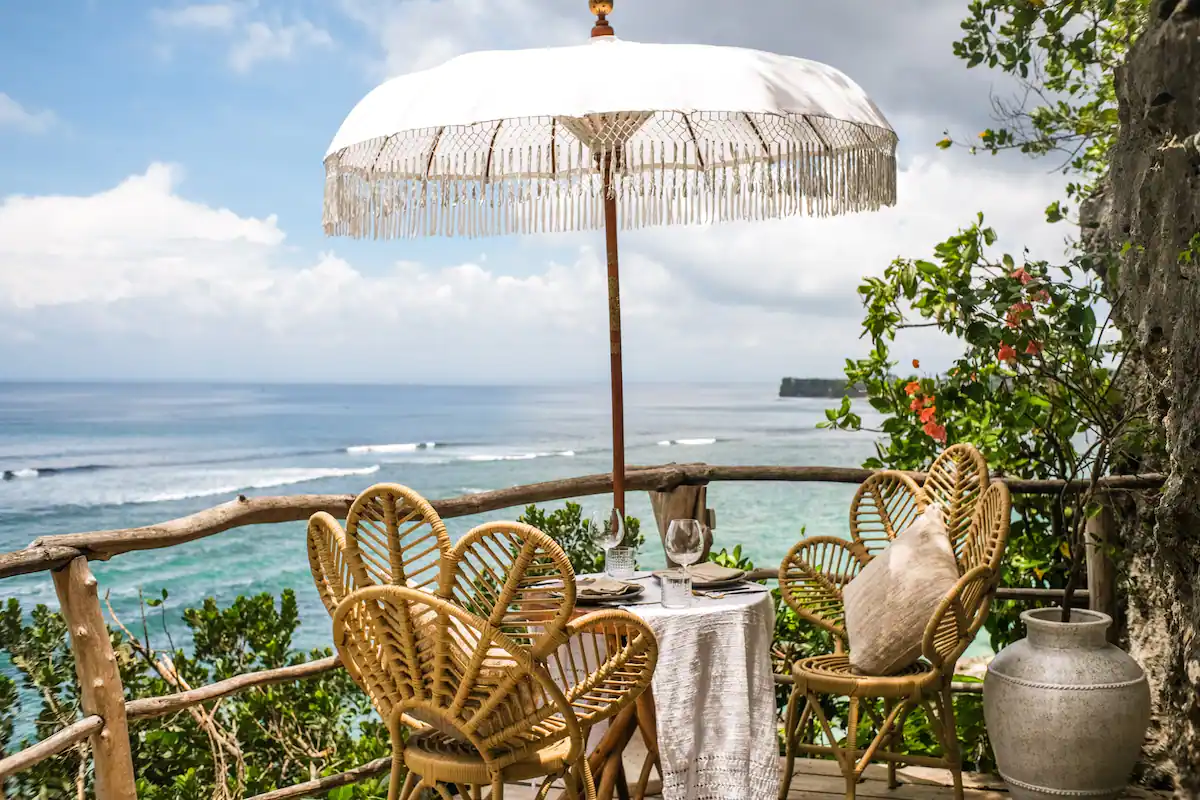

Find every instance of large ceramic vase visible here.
[983,608,1150,800]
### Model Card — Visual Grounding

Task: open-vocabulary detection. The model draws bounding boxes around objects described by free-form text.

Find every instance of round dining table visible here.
[574,572,780,800]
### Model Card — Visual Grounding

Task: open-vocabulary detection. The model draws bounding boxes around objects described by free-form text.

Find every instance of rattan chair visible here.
[308,483,658,800]
[776,444,1010,800]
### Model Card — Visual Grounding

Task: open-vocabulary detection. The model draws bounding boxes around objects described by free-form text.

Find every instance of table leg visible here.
[590,705,639,800]
[632,689,661,800]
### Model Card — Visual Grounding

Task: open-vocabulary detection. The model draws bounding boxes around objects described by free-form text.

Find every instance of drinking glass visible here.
[660,570,692,609]
[605,546,635,579]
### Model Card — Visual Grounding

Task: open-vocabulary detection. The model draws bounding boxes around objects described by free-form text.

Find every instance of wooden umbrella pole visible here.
[602,160,626,517]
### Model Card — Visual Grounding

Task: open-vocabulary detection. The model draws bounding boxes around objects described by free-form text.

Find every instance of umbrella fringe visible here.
[322,113,898,240]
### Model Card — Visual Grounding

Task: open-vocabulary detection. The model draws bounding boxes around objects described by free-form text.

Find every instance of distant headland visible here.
[778,378,867,398]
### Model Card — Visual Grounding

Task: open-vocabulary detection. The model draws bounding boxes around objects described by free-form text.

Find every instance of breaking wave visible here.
[656,438,719,446]
[462,450,576,462]
[109,466,382,506]
[2,464,111,480]
[346,442,437,454]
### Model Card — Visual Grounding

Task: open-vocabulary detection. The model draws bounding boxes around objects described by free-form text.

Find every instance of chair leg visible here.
[936,684,964,800]
[582,756,599,800]
[883,699,899,790]
[809,695,856,800]
[388,757,409,800]
[489,776,505,800]
[778,686,802,800]
[845,697,860,800]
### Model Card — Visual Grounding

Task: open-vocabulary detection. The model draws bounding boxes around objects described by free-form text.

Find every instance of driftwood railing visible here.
[0,464,1165,799]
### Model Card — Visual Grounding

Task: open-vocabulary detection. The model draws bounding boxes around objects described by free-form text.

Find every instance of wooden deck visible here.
[504,730,1172,799]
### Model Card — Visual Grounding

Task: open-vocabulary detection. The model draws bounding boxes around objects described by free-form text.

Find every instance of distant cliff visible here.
[779,378,867,399]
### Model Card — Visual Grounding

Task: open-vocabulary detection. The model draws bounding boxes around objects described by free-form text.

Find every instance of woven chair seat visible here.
[792,652,940,699]
[403,730,573,787]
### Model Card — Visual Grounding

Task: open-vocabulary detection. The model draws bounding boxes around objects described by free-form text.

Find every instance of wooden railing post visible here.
[1085,492,1119,643]
[52,557,137,799]
[648,465,713,567]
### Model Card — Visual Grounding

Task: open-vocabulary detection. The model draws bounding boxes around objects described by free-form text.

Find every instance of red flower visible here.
[1006,301,1034,328]
[1011,267,1034,285]
[1031,289,1051,304]
[904,381,921,396]
[919,406,938,424]
[910,396,924,411]
[923,421,948,443]
[1025,340,1043,355]
[912,359,921,369]
[997,344,1018,363]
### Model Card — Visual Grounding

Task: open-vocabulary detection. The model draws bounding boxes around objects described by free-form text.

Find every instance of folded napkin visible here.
[577,576,634,596]
[687,562,745,583]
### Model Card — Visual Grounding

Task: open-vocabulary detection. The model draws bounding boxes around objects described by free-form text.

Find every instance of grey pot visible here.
[983,608,1150,800]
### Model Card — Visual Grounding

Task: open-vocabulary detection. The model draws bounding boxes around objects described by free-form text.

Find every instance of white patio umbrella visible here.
[323,1,898,516]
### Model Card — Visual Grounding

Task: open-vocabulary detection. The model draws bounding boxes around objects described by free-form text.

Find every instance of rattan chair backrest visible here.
[923,444,990,564]
[333,585,583,767]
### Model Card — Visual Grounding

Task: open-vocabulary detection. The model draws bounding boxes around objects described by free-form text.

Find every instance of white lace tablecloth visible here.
[621,584,779,800]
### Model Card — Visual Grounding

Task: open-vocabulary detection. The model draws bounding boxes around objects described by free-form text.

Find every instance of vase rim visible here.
[1021,606,1111,630]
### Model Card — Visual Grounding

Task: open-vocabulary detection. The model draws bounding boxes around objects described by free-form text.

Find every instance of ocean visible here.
[2,382,987,729]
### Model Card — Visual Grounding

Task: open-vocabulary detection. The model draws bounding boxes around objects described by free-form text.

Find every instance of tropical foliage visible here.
[0,591,389,800]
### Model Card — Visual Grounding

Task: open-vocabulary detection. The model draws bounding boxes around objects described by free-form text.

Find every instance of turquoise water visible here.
[0,382,881,644]
[2,382,989,730]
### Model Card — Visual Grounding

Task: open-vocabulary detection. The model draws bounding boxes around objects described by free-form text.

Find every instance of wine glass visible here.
[665,519,704,577]
[592,508,624,550]
[591,508,628,576]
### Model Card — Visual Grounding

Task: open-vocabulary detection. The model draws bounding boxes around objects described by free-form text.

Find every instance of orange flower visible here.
[910,396,924,411]
[924,396,936,407]
[1031,288,1051,304]
[997,344,1018,363]
[1011,267,1034,285]
[904,381,921,396]
[919,406,938,424]
[1025,340,1043,355]
[912,359,920,369]
[923,421,948,443]
[1006,301,1034,328]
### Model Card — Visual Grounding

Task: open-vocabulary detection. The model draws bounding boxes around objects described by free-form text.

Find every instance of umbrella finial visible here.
[590,0,614,37]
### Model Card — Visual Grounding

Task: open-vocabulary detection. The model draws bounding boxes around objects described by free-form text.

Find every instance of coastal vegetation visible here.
[0,591,389,799]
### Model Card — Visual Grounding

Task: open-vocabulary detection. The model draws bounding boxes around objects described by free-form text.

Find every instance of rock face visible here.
[1092,1,1200,792]
[778,378,866,398]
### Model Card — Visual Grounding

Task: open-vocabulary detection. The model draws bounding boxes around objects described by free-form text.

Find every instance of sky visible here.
[0,0,1074,384]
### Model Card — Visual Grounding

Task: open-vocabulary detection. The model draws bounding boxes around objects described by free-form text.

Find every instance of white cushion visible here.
[843,505,960,675]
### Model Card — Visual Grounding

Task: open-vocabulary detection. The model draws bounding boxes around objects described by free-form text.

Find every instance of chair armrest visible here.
[545,609,658,729]
[921,565,996,672]
[778,535,871,644]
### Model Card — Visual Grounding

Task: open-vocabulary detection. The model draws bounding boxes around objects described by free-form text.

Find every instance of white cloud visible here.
[152,3,332,72]
[0,157,1066,382]
[0,93,56,134]
[228,20,333,72]
[152,2,238,29]
[339,0,580,75]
